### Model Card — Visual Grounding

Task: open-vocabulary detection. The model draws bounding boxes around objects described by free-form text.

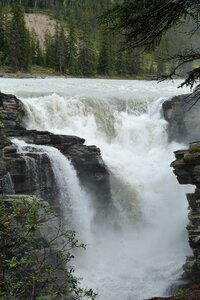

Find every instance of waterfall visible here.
[23,155,39,194]
[2,78,193,299]
[12,139,93,242]
[2,172,15,194]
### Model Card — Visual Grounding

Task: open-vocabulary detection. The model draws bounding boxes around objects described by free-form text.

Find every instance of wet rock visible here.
[171,144,200,285]
[162,90,200,144]
[0,91,111,215]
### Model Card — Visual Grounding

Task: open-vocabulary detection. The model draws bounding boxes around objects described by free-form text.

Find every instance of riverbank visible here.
[0,66,158,81]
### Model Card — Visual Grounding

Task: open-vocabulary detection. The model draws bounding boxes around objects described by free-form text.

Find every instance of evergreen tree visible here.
[78,37,97,76]
[99,0,200,87]
[54,23,67,73]
[30,31,44,65]
[128,50,142,76]
[45,22,67,73]
[45,32,56,69]
[78,10,97,76]
[115,48,128,75]
[9,3,31,71]
[0,5,9,66]
[66,15,78,74]
[97,32,111,75]
[0,0,198,79]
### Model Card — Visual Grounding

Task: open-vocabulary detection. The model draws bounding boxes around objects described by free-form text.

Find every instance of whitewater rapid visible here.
[1,78,193,299]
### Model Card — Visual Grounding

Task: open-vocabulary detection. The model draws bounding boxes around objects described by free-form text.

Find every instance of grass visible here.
[0,65,58,78]
[0,65,153,80]
[189,146,200,153]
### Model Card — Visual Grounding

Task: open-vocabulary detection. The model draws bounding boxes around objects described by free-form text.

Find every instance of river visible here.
[1,77,193,299]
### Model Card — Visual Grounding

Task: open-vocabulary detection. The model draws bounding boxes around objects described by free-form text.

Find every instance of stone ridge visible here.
[0,92,111,216]
[147,145,200,300]
[171,142,200,284]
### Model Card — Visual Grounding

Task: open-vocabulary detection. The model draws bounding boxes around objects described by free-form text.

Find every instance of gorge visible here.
[0,77,199,299]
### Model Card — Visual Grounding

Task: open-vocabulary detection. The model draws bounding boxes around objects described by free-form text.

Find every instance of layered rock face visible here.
[162,90,200,144]
[0,92,111,213]
[154,91,200,299]
[171,142,200,283]
[147,143,200,299]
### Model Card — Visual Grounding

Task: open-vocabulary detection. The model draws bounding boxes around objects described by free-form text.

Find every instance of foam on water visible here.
[1,78,193,299]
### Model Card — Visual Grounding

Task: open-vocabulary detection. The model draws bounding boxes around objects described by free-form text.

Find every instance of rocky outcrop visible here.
[0,92,104,298]
[162,90,200,144]
[147,91,200,300]
[0,92,111,213]
[148,142,200,300]
[171,141,200,284]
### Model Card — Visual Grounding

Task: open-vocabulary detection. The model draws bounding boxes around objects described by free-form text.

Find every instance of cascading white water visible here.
[2,172,15,194]
[12,139,94,242]
[1,78,193,299]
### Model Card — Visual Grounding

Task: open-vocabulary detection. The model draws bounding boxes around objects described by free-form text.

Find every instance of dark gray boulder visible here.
[162,90,200,144]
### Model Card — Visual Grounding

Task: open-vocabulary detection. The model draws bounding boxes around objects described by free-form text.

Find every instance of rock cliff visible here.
[0,92,102,299]
[162,89,200,144]
[147,143,200,300]
[0,92,111,214]
[146,90,200,299]
[171,142,200,284]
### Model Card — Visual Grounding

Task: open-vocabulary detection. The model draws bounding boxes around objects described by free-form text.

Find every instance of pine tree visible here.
[45,32,56,69]
[0,5,8,66]
[9,3,31,71]
[78,37,97,76]
[78,10,97,76]
[66,15,78,74]
[30,31,44,66]
[97,32,111,75]
[54,23,67,73]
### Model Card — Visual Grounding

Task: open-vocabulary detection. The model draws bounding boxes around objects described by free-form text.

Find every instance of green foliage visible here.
[97,32,111,75]
[0,6,9,66]
[78,39,97,77]
[0,196,97,300]
[99,0,200,86]
[9,3,31,72]
[65,16,78,74]
[30,32,44,66]
[0,0,199,79]
[49,23,67,73]
[189,145,200,153]
[177,288,185,296]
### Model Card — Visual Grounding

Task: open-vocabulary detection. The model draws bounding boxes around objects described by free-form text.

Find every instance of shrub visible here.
[0,195,96,300]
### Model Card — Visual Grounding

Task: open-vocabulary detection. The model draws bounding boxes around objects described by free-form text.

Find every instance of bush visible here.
[0,195,96,300]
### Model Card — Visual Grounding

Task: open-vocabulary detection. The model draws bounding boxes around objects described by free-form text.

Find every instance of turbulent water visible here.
[1,78,193,299]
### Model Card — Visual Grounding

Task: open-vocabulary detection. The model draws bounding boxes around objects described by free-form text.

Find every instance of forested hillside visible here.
[0,0,198,77]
